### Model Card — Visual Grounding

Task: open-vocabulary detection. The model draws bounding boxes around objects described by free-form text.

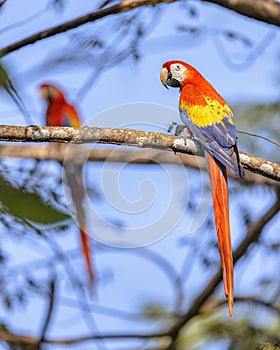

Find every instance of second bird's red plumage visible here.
[40,83,95,291]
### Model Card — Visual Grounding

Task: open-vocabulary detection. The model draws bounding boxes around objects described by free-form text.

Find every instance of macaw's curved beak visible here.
[40,86,48,101]
[160,67,181,89]
[160,67,170,89]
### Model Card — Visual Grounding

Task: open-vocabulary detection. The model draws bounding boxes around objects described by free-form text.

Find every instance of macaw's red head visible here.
[160,60,195,89]
[40,83,67,104]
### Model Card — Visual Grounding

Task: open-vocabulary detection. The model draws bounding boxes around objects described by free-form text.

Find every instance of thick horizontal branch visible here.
[0,125,279,181]
[0,143,276,185]
[0,124,204,150]
[1,0,280,56]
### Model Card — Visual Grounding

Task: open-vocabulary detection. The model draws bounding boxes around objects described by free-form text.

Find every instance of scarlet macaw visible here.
[160,61,244,316]
[40,83,94,290]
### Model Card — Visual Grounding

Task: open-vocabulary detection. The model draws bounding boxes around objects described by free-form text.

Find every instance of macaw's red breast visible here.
[46,102,81,128]
[40,83,81,128]
[180,69,228,108]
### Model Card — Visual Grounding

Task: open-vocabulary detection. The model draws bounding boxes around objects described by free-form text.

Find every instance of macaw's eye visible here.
[175,65,181,71]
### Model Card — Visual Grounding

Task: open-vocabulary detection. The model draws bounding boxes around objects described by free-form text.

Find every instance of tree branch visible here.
[1,0,280,57]
[207,0,280,28]
[0,329,39,347]
[0,125,279,181]
[205,296,280,315]
[0,143,276,185]
[38,275,56,347]
[0,0,7,8]
[0,329,169,346]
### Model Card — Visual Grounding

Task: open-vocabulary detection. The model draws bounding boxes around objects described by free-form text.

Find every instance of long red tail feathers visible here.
[80,228,95,294]
[66,166,95,294]
[207,154,234,316]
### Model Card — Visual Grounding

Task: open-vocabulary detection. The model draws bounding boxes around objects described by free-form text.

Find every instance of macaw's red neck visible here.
[181,69,227,107]
[51,90,67,104]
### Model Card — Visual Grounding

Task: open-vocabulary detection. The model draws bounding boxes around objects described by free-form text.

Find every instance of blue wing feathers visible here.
[206,119,236,148]
[180,109,243,178]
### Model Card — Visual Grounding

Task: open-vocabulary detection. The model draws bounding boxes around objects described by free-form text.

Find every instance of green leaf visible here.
[0,63,10,88]
[0,175,69,224]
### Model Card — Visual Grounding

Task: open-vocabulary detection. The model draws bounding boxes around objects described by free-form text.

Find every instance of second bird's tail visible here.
[65,163,95,292]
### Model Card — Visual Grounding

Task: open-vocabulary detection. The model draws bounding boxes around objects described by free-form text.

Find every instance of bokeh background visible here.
[0,1,279,349]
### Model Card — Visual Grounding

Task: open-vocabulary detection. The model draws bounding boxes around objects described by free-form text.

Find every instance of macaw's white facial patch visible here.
[169,63,187,85]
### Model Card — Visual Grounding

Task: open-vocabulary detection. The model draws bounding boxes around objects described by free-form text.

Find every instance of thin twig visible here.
[37,274,56,348]
[238,130,280,148]
[0,0,7,8]
[205,295,280,315]
[0,329,169,346]
[0,6,46,35]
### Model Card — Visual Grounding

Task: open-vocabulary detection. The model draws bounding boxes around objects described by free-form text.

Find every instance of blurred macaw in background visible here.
[160,60,244,316]
[40,83,94,290]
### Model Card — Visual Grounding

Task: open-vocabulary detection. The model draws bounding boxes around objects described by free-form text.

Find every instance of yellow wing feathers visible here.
[180,97,233,128]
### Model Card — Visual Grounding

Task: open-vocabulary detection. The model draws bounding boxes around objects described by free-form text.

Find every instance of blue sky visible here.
[1,1,280,124]
[0,1,279,349]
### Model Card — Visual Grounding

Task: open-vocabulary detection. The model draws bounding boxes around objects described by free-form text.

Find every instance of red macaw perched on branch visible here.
[40,83,94,290]
[160,61,244,316]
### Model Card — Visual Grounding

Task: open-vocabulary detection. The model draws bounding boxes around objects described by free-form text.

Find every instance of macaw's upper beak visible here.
[40,90,46,101]
[40,86,49,101]
[160,67,170,89]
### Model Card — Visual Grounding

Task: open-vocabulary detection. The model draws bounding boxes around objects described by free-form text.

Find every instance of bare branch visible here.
[0,328,169,346]
[0,0,7,8]
[0,124,205,149]
[0,329,38,347]
[238,130,280,148]
[205,296,280,315]
[239,152,280,182]
[207,0,280,28]
[38,275,56,347]
[1,0,280,57]
[0,144,276,185]
[0,125,279,181]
